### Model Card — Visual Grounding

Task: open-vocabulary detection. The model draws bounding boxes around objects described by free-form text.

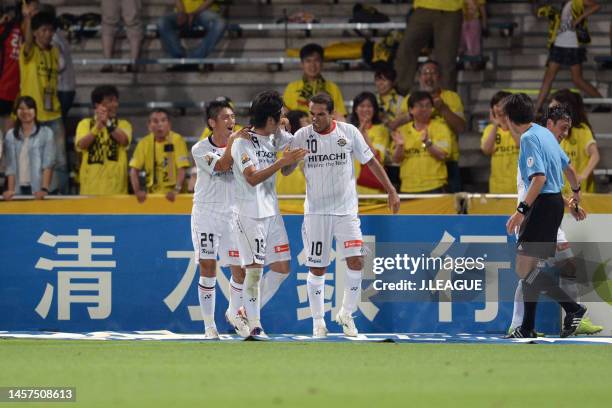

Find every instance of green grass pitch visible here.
[1,340,610,407]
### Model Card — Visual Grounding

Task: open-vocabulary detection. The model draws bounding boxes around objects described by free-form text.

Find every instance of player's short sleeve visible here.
[326,81,347,116]
[577,126,596,155]
[231,139,255,174]
[173,133,191,168]
[129,138,147,169]
[192,144,220,176]
[519,134,545,179]
[350,125,375,164]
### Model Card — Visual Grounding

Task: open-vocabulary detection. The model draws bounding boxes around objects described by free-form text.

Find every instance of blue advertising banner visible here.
[0,215,559,334]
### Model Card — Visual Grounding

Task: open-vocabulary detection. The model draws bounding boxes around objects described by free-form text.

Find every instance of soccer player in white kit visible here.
[191,100,250,339]
[230,90,308,337]
[508,104,602,335]
[290,93,400,337]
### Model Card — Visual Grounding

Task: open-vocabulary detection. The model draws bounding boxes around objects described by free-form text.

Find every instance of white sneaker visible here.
[334,309,358,337]
[249,327,269,339]
[313,319,328,339]
[225,309,250,338]
[204,326,220,340]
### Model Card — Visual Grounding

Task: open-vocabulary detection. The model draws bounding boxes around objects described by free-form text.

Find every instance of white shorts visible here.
[232,212,291,267]
[302,214,365,268]
[191,207,241,266]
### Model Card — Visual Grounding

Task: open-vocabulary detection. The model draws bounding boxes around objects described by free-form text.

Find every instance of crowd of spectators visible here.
[0,0,609,201]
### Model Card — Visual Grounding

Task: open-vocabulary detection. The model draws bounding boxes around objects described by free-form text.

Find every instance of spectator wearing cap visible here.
[283,43,347,121]
[394,0,463,94]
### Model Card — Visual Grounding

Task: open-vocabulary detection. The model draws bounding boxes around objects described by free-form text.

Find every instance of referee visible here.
[503,93,586,338]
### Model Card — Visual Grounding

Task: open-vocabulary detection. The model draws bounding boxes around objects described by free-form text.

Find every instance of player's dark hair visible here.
[299,43,324,61]
[374,65,397,82]
[249,90,283,128]
[31,11,56,31]
[310,92,334,113]
[545,104,572,126]
[407,91,433,109]
[12,96,40,140]
[349,92,382,127]
[287,110,308,134]
[206,100,233,129]
[149,108,171,121]
[418,60,441,76]
[550,89,591,130]
[91,85,119,106]
[501,93,534,125]
[490,90,512,108]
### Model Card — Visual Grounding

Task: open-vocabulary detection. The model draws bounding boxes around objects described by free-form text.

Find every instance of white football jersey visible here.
[191,137,234,209]
[231,130,293,218]
[292,121,374,215]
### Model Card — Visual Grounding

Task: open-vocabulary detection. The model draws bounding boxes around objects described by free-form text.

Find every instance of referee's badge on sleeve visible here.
[527,157,534,167]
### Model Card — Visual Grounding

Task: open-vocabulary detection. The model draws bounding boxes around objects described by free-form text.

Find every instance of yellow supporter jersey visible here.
[560,124,597,193]
[283,77,347,116]
[413,0,463,12]
[400,89,464,161]
[396,120,451,193]
[19,45,61,122]
[355,124,390,194]
[75,118,132,195]
[377,90,404,123]
[180,0,220,14]
[276,160,307,195]
[199,124,244,141]
[480,124,518,193]
[129,131,191,194]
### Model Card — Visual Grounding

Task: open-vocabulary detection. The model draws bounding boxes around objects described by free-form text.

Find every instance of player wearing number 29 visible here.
[230,90,308,338]
[289,92,400,338]
[190,100,250,339]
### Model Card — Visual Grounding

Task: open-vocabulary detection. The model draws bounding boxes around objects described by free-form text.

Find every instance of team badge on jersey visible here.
[241,153,250,164]
[206,155,214,166]
[337,138,347,147]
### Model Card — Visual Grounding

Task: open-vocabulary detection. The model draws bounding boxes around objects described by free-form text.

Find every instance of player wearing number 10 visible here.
[289,93,400,338]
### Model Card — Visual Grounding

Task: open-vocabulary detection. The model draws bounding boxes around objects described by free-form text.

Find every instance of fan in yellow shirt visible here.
[129,109,191,202]
[75,86,132,195]
[481,91,519,193]
[392,92,451,193]
[348,92,390,194]
[283,43,347,120]
[549,89,600,194]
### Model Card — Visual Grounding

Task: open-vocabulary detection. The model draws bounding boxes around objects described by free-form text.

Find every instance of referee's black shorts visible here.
[517,193,564,259]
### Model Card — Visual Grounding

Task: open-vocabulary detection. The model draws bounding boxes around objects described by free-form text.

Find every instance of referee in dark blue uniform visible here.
[503,93,586,338]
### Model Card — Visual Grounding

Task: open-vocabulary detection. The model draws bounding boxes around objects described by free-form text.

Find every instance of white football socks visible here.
[510,279,524,331]
[228,276,243,316]
[198,276,216,330]
[341,269,362,314]
[307,272,325,320]
[243,267,263,329]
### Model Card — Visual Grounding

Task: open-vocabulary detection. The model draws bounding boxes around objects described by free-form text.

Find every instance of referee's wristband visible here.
[517,201,530,215]
[571,185,581,193]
